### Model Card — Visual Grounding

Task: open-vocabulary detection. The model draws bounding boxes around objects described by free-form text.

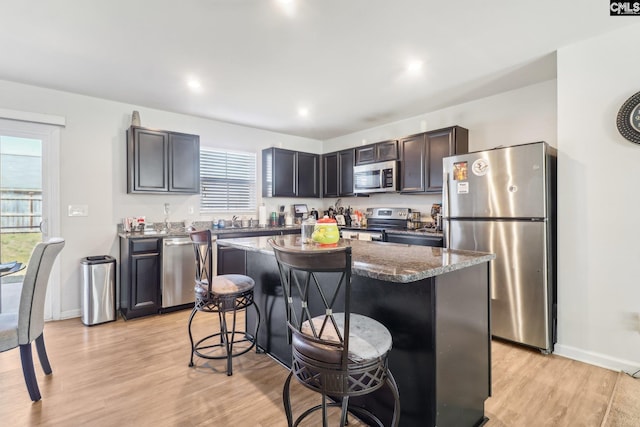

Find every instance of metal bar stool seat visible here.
[188,230,261,376]
[269,238,400,427]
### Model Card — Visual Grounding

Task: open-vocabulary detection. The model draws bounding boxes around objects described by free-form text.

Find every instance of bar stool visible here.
[187,230,260,375]
[269,238,400,427]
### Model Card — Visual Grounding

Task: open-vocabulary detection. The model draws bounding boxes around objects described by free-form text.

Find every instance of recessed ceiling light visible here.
[187,78,202,92]
[298,107,309,117]
[276,0,296,17]
[406,60,423,73]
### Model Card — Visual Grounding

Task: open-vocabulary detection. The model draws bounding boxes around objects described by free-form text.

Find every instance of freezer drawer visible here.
[448,219,554,351]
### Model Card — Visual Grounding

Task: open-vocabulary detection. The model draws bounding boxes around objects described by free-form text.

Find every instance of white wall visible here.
[554,24,640,372]
[0,79,320,317]
[323,80,558,216]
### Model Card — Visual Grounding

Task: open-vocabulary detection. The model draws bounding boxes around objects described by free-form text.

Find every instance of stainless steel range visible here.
[341,207,410,241]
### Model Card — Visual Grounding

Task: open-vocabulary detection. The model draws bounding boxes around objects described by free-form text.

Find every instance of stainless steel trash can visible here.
[81,255,116,326]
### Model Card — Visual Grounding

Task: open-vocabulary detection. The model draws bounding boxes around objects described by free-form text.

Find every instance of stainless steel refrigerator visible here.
[443,142,557,353]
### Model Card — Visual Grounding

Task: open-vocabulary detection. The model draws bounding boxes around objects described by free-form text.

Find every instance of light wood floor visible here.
[0,309,637,426]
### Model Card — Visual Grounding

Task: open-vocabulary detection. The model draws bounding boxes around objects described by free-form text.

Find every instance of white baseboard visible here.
[59,309,81,320]
[555,343,640,374]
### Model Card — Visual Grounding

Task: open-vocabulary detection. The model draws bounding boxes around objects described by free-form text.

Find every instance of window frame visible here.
[199,148,257,214]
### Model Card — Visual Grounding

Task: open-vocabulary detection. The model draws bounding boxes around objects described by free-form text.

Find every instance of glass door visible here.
[0,135,43,313]
[0,116,60,319]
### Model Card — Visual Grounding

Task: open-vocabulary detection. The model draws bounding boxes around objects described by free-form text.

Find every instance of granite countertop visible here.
[340,226,443,237]
[383,228,443,237]
[119,225,301,239]
[216,234,495,283]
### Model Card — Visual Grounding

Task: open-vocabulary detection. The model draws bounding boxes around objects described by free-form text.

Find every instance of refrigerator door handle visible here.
[443,171,450,249]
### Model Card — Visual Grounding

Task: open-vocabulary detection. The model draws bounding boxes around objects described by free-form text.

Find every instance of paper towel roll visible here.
[258,204,267,226]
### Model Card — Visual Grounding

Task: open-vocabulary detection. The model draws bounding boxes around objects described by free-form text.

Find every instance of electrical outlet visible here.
[623,312,640,333]
[188,206,194,214]
[68,204,88,217]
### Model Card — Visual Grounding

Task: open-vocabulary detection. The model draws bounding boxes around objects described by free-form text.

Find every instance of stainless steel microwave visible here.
[353,160,398,193]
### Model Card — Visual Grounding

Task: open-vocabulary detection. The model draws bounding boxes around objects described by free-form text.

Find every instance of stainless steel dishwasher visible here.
[161,236,216,309]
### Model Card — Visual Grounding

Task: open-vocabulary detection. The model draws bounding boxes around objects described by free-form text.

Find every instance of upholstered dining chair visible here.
[269,238,400,427]
[187,229,260,375]
[0,237,65,401]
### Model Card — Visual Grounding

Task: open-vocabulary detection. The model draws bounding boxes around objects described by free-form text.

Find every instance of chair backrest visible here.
[268,238,352,367]
[17,238,65,345]
[190,229,213,289]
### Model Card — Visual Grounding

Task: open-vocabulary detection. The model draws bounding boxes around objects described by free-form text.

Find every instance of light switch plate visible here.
[68,204,89,217]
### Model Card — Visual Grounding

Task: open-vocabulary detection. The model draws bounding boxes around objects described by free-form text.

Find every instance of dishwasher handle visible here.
[164,239,192,246]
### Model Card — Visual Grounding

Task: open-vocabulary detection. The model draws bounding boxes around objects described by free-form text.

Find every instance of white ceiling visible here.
[0,1,632,140]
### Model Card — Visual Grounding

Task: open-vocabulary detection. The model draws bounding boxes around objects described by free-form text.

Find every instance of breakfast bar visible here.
[216,234,495,427]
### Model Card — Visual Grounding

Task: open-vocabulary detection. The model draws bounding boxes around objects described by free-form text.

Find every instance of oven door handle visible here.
[372,230,386,242]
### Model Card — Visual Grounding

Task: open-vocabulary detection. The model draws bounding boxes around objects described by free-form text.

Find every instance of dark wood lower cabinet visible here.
[216,228,300,275]
[217,245,246,275]
[242,248,491,427]
[119,237,161,319]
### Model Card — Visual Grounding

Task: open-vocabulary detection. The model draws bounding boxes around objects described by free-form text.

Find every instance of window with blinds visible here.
[200,149,257,213]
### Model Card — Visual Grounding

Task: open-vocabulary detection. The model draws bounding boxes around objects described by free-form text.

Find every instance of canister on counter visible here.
[301,218,316,244]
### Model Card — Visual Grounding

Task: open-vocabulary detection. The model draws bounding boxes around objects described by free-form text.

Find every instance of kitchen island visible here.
[216,235,495,427]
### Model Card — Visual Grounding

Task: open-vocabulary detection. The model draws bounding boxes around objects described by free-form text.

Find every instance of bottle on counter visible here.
[310,208,319,220]
[258,203,267,227]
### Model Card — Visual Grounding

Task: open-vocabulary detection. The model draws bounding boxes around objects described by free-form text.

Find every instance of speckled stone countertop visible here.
[118,225,301,239]
[383,228,443,237]
[216,234,495,283]
[340,226,443,237]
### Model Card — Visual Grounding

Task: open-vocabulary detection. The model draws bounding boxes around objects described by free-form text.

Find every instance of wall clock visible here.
[616,90,640,144]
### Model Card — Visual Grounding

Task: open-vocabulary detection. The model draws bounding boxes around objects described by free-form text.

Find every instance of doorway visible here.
[0,117,61,319]
[0,135,42,313]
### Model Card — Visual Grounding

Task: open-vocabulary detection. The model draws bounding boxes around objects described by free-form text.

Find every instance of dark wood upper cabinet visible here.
[127,126,200,194]
[400,126,468,194]
[323,148,355,197]
[262,147,320,198]
[355,140,398,165]
[398,133,427,193]
[338,149,355,196]
[355,144,376,165]
[376,140,398,162]
[296,151,320,197]
[168,133,200,192]
[323,152,339,198]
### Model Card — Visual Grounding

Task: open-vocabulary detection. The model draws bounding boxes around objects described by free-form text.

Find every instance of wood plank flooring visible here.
[0,309,637,426]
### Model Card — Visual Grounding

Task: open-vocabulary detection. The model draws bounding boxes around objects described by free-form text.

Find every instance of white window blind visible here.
[200,148,257,212]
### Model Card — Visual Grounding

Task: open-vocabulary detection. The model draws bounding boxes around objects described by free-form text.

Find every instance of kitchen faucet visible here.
[163,203,171,232]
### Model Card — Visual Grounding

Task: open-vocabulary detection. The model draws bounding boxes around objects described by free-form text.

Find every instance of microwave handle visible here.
[379,169,384,189]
